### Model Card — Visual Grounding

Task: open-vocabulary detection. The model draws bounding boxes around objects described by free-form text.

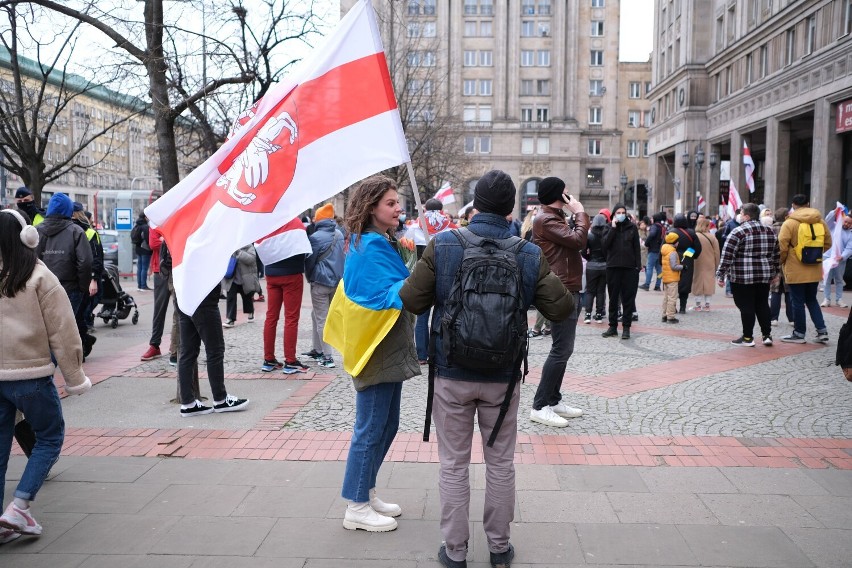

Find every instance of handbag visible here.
[14,419,35,457]
[224,255,238,279]
[837,308,852,381]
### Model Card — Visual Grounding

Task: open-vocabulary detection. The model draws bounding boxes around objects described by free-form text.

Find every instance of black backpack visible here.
[424,228,529,448]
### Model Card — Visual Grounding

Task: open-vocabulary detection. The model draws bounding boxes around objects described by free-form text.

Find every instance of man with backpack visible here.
[530,176,588,427]
[778,194,832,344]
[130,214,152,291]
[400,170,574,568]
[639,212,666,291]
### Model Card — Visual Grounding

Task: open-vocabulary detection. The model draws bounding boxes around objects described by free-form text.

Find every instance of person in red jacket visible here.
[140,227,179,365]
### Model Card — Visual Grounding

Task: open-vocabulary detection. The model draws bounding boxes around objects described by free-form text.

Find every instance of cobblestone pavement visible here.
[123,286,852,439]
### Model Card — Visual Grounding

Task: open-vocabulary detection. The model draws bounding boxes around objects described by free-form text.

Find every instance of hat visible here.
[665,231,679,244]
[537,177,565,206]
[46,192,73,218]
[14,187,32,199]
[473,170,515,216]
[73,201,84,212]
[599,208,611,222]
[314,203,335,221]
[424,198,443,211]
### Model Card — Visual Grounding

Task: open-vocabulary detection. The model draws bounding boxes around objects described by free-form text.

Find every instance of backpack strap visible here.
[809,223,817,239]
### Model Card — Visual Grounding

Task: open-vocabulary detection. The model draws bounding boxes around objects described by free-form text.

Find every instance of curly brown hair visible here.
[345,175,397,247]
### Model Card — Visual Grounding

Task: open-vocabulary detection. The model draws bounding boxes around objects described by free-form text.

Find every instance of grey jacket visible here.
[305,219,345,288]
[36,216,93,294]
[222,245,261,295]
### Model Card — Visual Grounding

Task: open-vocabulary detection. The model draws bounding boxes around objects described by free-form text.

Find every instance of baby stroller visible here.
[97,262,139,328]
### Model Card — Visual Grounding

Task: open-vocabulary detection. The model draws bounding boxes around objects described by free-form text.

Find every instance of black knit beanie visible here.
[473,170,516,216]
[537,176,565,206]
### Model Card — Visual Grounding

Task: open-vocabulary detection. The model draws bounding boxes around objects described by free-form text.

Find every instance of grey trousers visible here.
[310,282,336,354]
[432,376,519,562]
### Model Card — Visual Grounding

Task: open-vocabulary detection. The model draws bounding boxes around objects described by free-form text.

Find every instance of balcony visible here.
[519,120,551,129]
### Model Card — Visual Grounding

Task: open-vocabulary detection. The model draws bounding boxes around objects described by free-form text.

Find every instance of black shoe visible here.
[490,543,514,568]
[668,317,679,324]
[678,307,686,315]
[593,314,603,322]
[213,395,249,413]
[653,286,661,291]
[438,544,467,568]
[82,334,96,357]
[632,313,639,322]
[301,349,324,361]
[622,329,630,340]
[638,284,650,291]
[661,316,668,322]
[169,354,177,366]
[602,327,618,338]
[583,313,592,324]
[180,401,213,417]
[283,359,309,374]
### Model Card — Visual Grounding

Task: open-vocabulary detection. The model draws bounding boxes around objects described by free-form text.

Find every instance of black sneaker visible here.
[213,395,249,413]
[731,336,755,347]
[638,284,650,291]
[763,335,773,346]
[661,316,668,322]
[490,543,514,568]
[261,359,284,372]
[180,401,213,417]
[438,544,467,568]
[593,314,603,322]
[602,327,618,338]
[169,354,177,367]
[583,313,592,324]
[283,359,309,374]
[667,317,679,324]
[301,349,324,361]
[621,329,630,340]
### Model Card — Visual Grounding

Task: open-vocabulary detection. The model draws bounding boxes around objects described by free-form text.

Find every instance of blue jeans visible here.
[341,382,402,502]
[67,289,88,340]
[415,310,430,361]
[824,262,847,302]
[643,251,662,289]
[137,254,151,289]
[534,292,580,410]
[0,378,65,503]
[788,282,827,337]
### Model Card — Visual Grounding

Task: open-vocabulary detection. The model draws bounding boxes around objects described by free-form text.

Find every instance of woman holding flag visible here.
[325,175,420,532]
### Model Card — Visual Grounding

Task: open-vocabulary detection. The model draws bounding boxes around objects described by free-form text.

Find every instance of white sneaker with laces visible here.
[837,300,849,308]
[369,488,402,517]
[0,503,42,535]
[820,299,831,307]
[343,502,398,532]
[551,401,584,418]
[530,406,569,427]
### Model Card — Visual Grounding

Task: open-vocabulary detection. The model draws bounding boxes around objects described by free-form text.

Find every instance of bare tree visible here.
[0,5,144,201]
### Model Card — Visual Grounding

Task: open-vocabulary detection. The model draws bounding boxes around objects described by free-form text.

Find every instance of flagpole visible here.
[406,161,430,239]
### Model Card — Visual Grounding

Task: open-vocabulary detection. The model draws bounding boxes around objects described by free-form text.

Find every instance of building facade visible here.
[618,60,653,218]
[648,0,852,218]
[343,0,648,215]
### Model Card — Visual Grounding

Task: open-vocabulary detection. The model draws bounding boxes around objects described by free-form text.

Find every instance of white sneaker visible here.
[530,406,569,427]
[0,503,42,535]
[837,300,849,308]
[369,488,402,517]
[343,502,398,532]
[551,401,584,418]
[820,299,831,307]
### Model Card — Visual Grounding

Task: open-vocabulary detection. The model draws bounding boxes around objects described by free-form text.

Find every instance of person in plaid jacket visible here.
[715,203,781,347]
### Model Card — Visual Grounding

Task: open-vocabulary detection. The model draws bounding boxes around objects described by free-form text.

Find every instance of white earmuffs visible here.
[1,209,40,249]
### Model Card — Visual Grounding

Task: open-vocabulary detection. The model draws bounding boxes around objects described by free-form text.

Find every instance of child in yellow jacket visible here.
[661,231,684,323]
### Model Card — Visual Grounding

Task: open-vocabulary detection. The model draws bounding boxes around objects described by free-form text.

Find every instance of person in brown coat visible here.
[690,218,721,311]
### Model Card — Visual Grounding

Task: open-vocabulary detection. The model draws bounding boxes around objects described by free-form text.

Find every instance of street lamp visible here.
[694,146,705,210]
[620,171,628,205]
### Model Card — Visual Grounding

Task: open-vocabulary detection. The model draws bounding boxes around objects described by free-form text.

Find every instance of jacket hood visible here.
[315,218,338,231]
[665,231,679,244]
[38,216,73,237]
[591,214,607,228]
[673,214,688,229]
[46,192,73,218]
[789,207,823,224]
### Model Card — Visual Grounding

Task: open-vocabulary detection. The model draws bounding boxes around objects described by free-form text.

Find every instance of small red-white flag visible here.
[823,202,848,278]
[145,0,410,314]
[254,217,312,266]
[726,180,743,220]
[743,140,756,194]
[697,194,706,211]
[433,181,455,205]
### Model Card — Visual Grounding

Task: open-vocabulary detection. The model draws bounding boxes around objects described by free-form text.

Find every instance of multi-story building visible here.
[647,0,852,217]
[343,0,636,215]
[618,60,653,218]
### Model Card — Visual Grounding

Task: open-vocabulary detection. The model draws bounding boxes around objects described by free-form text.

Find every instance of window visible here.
[521,137,534,154]
[589,107,602,124]
[480,50,493,66]
[522,0,535,15]
[643,141,649,157]
[465,136,476,153]
[537,137,550,154]
[591,0,604,7]
[846,0,852,35]
[423,51,436,66]
[629,82,641,98]
[408,1,420,16]
[422,80,434,95]
[407,51,420,66]
[480,21,493,36]
[537,50,551,66]
[760,44,768,77]
[726,65,733,94]
[806,15,816,54]
[627,140,639,157]
[643,111,651,127]
[464,50,477,66]
[479,105,492,122]
[464,21,476,36]
[536,79,550,95]
[464,0,477,15]
[591,21,604,36]
[727,5,736,43]
[423,0,436,15]
[521,20,535,36]
[538,22,551,36]
[538,0,552,15]
[423,22,436,37]
[589,79,604,96]
[645,81,652,95]
[785,28,796,65]
[537,107,549,122]
[479,136,491,153]
[521,50,535,66]
[407,23,421,38]
[590,50,603,66]
[463,106,477,122]
[586,168,603,187]
[521,107,533,122]
[746,53,753,85]
[520,80,534,95]
[481,0,494,16]
[463,80,476,95]
[628,110,640,127]
[716,16,724,50]
[479,79,492,96]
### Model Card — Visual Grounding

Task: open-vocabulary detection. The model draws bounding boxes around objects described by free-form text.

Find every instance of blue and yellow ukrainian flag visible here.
[324,232,409,377]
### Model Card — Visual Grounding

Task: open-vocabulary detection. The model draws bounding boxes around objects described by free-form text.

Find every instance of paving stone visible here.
[677,525,814,567]
[803,468,852,496]
[720,468,830,496]
[78,555,195,568]
[153,515,276,556]
[254,518,368,559]
[0,554,89,568]
[387,462,441,489]
[467,522,585,565]
[556,465,649,493]
[43,514,182,555]
[0,512,87,554]
[637,466,739,494]
[190,559,306,568]
[608,492,719,524]
[575,523,698,565]
[136,459,238,486]
[37,481,167,514]
[790,495,852,529]
[699,494,822,528]
[139,483,253,516]
[219,460,314,487]
[232,486,339,518]
[52,457,158,483]
[517,490,619,523]
[783,527,852,568]
[307,560,417,568]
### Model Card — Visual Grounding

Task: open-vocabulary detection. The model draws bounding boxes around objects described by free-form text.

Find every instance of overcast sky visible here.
[619,0,654,62]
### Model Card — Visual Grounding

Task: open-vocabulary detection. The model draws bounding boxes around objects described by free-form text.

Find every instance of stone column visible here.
[765,116,791,210]
[811,96,842,212]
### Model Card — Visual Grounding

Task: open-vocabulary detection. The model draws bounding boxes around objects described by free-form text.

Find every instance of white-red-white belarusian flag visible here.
[726,180,743,220]
[743,140,756,194]
[697,194,706,211]
[145,0,410,314]
[433,181,455,205]
[823,202,848,278]
[254,217,312,266]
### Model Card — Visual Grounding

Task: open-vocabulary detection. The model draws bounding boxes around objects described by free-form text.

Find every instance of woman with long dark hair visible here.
[326,175,419,532]
[0,209,91,543]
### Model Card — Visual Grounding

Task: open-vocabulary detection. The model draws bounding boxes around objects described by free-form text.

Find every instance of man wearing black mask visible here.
[14,187,45,226]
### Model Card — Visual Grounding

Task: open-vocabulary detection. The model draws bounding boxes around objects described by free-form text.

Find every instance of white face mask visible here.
[735,214,744,224]
[615,213,627,223]
[760,216,773,227]
[399,214,407,223]
[709,228,717,235]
